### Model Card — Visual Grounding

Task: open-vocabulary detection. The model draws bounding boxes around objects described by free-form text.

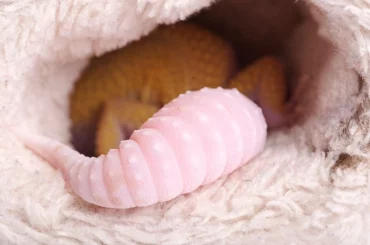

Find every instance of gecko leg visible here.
[228,56,288,129]
[95,98,159,156]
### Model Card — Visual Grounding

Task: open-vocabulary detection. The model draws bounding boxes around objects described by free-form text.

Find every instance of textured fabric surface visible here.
[1,0,370,244]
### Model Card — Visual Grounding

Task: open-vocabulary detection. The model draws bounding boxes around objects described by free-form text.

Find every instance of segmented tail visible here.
[11,87,267,209]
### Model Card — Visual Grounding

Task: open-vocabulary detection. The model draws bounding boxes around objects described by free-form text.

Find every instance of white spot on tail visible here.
[189,155,201,169]
[171,121,180,127]
[141,130,153,136]
[213,132,223,143]
[198,113,208,123]
[152,143,162,152]
[90,174,97,181]
[128,156,137,165]
[216,103,226,111]
[232,122,240,133]
[182,132,192,141]
[121,141,133,149]
[225,93,233,98]
[162,163,170,171]
[134,174,143,181]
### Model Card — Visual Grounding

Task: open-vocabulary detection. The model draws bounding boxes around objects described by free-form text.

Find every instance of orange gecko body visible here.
[69,22,288,156]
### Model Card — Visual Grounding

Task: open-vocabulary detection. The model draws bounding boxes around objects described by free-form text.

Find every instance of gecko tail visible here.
[10,127,106,207]
[10,126,86,172]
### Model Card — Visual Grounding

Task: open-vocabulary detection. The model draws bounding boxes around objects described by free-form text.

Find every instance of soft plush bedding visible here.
[1,0,370,244]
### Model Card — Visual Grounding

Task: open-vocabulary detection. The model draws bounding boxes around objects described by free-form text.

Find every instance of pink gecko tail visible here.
[10,127,84,171]
[9,87,267,209]
[9,127,105,206]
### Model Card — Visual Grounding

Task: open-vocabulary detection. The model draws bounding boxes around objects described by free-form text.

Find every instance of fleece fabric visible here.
[1,0,370,244]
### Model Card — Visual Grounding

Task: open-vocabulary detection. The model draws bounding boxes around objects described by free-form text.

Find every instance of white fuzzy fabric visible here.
[1,0,370,244]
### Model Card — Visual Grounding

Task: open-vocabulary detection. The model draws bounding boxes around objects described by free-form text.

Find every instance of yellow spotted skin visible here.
[228,56,286,114]
[69,22,287,156]
[228,56,287,129]
[70,22,236,156]
[70,22,236,124]
[96,99,159,156]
